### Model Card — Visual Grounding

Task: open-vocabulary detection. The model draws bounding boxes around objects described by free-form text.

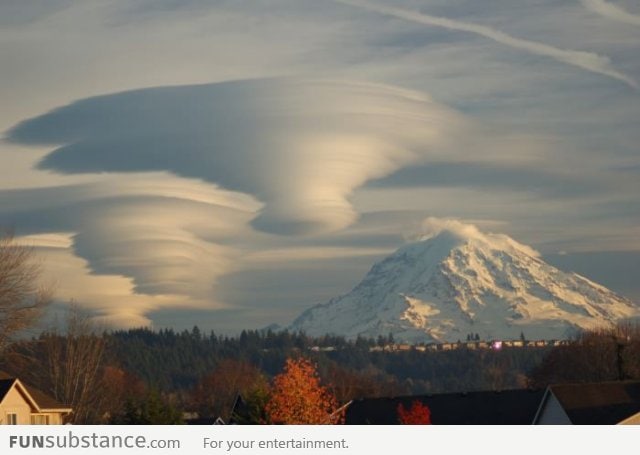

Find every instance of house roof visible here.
[345,388,546,425]
[27,386,70,411]
[545,381,640,425]
[0,370,71,412]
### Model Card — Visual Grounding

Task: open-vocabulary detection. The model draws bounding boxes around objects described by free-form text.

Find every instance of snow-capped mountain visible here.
[290,222,639,342]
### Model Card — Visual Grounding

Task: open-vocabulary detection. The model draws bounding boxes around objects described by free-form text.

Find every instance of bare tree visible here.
[528,322,640,387]
[40,306,107,423]
[0,232,52,352]
[6,306,131,423]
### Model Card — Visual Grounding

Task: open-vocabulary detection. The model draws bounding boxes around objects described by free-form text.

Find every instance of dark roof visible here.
[27,386,70,410]
[549,381,640,425]
[345,388,546,425]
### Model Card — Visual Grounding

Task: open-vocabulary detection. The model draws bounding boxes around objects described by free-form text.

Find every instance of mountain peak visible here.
[290,220,638,342]
[415,218,540,259]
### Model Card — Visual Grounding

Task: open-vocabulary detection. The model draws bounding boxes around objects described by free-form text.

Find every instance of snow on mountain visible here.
[289,220,639,342]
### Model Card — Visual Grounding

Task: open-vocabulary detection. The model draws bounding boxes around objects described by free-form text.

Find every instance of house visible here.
[0,372,71,425]
[618,411,640,425]
[533,381,640,425]
[344,388,545,424]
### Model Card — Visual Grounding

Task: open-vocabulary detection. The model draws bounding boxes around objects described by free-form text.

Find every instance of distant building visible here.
[533,381,640,425]
[0,372,72,425]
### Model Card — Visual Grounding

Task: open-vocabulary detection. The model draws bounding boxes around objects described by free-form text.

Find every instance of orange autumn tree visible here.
[265,357,343,424]
[397,400,432,424]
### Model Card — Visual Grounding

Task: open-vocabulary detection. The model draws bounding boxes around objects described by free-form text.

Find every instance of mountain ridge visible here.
[289,221,639,342]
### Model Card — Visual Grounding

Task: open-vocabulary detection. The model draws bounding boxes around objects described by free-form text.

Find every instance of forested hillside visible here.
[106,328,548,393]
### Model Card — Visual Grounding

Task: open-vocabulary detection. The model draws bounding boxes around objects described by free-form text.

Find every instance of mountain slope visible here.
[290,222,639,342]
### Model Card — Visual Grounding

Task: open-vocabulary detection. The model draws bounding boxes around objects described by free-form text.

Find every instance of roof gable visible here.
[0,378,41,411]
[0,371,71,413]
[532,388,572,424]
[0,378,17,405]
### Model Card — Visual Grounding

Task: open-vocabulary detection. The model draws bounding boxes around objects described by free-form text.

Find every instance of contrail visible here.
[581,0,640,26]
[335,0,637,89]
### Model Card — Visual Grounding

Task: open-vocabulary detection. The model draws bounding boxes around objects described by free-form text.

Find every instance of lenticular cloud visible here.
[8,78,466,235]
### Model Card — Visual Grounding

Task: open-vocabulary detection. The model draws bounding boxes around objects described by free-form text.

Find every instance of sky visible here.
[0,0,639,333]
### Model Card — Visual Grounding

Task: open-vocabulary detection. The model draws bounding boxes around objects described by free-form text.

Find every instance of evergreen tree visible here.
[111,389,183,424]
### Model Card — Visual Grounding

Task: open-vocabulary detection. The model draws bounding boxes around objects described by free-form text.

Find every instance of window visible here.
[30,414,50,425]
[5,413,17,425]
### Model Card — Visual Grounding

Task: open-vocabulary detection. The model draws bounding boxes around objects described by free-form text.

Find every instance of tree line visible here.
[0,322,551,423]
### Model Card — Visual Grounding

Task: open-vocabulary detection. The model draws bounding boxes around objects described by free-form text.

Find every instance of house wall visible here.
[45,412,63,425]
[30,412,64,425]
[0,387,32,425]
[536,393,572,425]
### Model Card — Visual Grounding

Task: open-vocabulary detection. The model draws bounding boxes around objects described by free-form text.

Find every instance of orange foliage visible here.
[397,400,431,424]
[265,357,343,425]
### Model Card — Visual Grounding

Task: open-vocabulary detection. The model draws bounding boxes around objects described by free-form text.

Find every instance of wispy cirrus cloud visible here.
[334,0,637,89]
[581,0,640,26]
